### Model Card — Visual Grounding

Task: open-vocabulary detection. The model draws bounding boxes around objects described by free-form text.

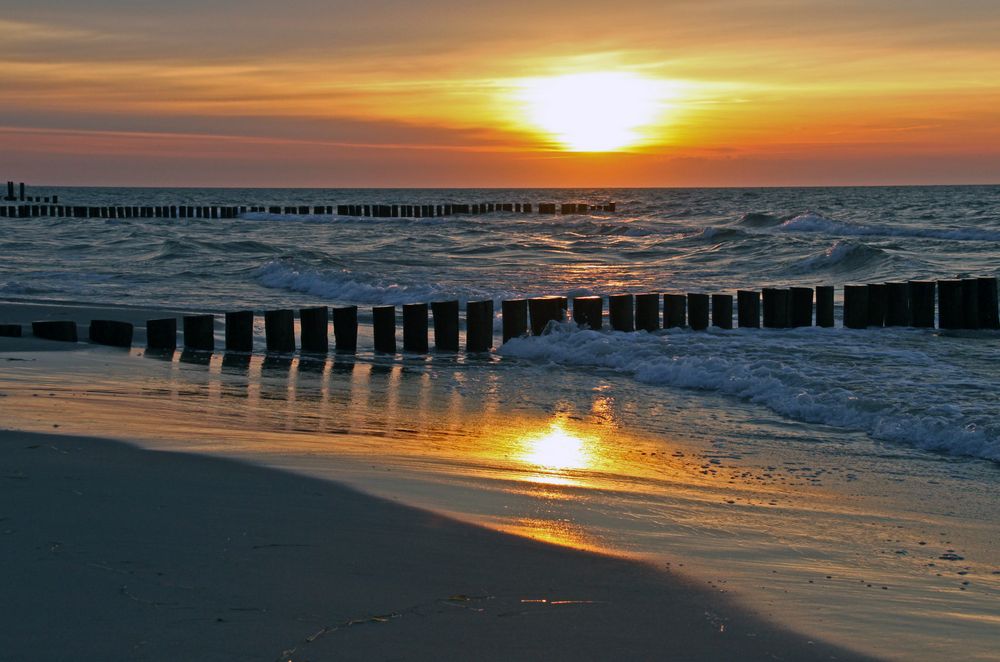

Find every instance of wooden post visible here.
[663,294,686,328]
[908,281,936,328]
[608,294,634,332]
[884,282,911,326]
[403,303,429,353]
[89,320,133,348]
[762,288,789,328]
[5,181,13,200]
[538,203,556,214]
[300,306,329,353]
[712,294,733,329]
[19,183,25,201]
[373,306,396,353]
[960,278,980,329]
[866,283,886,327]
[789,287,813,327]
[843,285,869,329]
[0,324,22,337]
[225,311,254,352]
[431,300,459,351]
[635,293,659,331]
[816,286,834,327]
[31,320,78,342]
[737,290,760,328]
[333,306,358,352]
[937,280,963,330]
[687,293,709,331]
[977,276,999,329]
[264,310,295,353]
[466,300,494,352]
[528,296,564,335]
[146,318,177,351]
[572,295,603,330]
[183,315,214,351]
[502,299,528,342]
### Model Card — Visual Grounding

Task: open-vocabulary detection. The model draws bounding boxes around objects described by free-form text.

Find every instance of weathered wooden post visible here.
[528,296,564,335]
[884,282,911,327]
[431,300,459,351]
[762,288,790,328]
[815,286,834,327]
[737,290,760,328]
[32,320,78,342]
[687,293,709,331]
[866,283,886,327]
[146,318,177,351]
[937,280,963,329]
[402,303,429,353]
[466,300,493,352]
[572,295,603,330]
[712,294,733,329]
[960,278,980,329]
[0,324,22,337]
[908,281,936,327]
[635,293,659,331]
[18,183,25,201]
[5,181,13,200]
[264,309,295,353]
[977,276,999,329]
[89,320,133,348]
[225,311,254,352]
[663,294,686,328]
[300,306,329,353]
[843,285,869,329]
[183,315,214,351]
[502,299,528,342]
[789,287,813,327]
[373,306,396,353]
[332,306,358,352]
[608,294,634,332]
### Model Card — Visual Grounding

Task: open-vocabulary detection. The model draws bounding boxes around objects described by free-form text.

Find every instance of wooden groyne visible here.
[3,278,996,355]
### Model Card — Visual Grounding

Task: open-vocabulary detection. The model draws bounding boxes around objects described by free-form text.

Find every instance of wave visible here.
[735,212,783,227]
[500,324,999,462]
[777,212,1000,241]
[786,240,889,274]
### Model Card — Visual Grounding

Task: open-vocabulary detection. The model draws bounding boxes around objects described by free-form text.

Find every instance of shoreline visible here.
[0,429,874,661]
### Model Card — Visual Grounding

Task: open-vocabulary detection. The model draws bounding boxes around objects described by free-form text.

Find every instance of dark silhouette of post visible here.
[843,285,869,329]
[608,294,634,332]
[333,306,358,353]
[431,300,459,351]
[762,288,789,328]
[884,283,911,326]
[572,296,603,330]
[977,276,999,329]
[866,284,886,327]
[737,290,760,328]
[635,293,659,332]
[300,306,329,353]
[89,320,133,348]
[225,311,254,352]
[712,294,733,329]
[183,315,214,351]
[663,294,686,328]
[528,296,564,335]
[373,306,396,353]
[502,299,528,342]
[789,287,813,327]
[403,303,429,353]
[146,318,177,350]
[0,324,22,337]
[937,280,963,329]
[264,310,295,353]
[687,293,709,330]
[32,320,77,342]
[816,286,834,327]
[466,300,493,352]
[908,281,935,328]
[960,279,980,329]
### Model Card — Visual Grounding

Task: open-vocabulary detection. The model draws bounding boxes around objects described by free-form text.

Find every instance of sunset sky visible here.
[2,0,999,187]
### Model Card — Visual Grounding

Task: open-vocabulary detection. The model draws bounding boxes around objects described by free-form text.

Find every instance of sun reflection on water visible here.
[517,420,598,485]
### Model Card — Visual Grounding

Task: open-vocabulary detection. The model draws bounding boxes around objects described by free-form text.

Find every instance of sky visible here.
[1,0,999,187]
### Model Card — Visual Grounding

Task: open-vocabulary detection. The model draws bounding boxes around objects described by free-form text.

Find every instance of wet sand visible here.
[0,429,873,661]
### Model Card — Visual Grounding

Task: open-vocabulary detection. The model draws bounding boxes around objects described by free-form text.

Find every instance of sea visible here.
[1,185,998,659]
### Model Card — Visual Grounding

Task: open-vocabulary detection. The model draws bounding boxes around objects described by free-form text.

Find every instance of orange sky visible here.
[2,1,999,187]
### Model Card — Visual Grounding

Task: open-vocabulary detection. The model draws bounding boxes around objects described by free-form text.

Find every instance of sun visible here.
[514,71,672,152]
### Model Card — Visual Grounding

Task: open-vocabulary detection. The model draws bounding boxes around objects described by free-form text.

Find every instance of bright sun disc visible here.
[516,72,669,152]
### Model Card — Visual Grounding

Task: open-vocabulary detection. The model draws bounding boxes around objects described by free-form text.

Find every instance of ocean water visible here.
[2,186,998,463]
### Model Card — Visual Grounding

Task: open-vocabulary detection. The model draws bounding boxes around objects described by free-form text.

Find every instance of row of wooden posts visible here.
[3,182,55,203]
[2,277,996,354]
[0,201,614,220]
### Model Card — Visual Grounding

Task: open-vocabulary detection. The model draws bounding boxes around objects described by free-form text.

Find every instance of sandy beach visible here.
[0,428,875,661]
